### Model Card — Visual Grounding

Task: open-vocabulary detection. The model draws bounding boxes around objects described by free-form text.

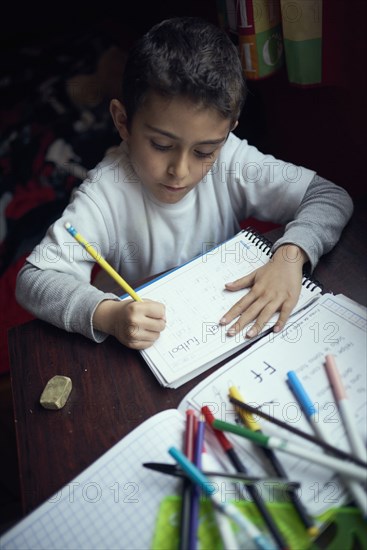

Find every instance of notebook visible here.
[1,293,366,549]
[134,227,322,387]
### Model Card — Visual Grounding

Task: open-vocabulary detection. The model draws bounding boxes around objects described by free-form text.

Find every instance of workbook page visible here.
[138,231,321,387]
[179,294,367,516]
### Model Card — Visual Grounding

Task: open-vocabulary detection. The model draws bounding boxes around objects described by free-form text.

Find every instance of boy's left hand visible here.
[219,244,308,338]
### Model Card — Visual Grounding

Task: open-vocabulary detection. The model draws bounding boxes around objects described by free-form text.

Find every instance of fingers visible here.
[219,272,256,325]
[272,300,295,334]
[224,272,254,292]
[118,322,164,350]
[116,300,166,349]
[221,292,296,339]
[252,297,294,337]
[141,299,166,321]
[225,296,275,337]
[123,326,162,350]
[220,257,303,339]
[219,289,255,326]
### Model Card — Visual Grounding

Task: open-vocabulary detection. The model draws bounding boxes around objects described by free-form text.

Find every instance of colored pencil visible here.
[228,396,367,468]
[287,370,367,518]
[201,444,240,549]
[142,463,301,488]
[185,409,196,461]
[178,410,196,550]
[229,386,318,536]
[324,355,367,462]
[64,222,142,301]
[168,446,277,550]
[189,414,205,550]
[202,406,288,550]
[212,419,367,483]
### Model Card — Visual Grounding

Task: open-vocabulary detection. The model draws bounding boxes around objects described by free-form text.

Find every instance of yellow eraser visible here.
[40,375,72,410]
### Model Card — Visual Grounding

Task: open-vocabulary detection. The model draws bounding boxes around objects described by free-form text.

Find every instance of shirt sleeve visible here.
[25,184,113,280]
[272,174,354,270]
[221,133,317,224]
[15,262,120,342]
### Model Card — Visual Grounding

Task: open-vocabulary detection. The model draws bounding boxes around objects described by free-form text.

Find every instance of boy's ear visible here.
[110,99,130,140]
[231,120,239,132]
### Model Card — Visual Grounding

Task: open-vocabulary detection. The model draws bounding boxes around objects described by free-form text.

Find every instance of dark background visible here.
[1,0,366,535]
[1,0,366,199]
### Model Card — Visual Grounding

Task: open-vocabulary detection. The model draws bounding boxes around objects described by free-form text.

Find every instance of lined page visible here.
[138,231,321,387]
[179,293,367,516]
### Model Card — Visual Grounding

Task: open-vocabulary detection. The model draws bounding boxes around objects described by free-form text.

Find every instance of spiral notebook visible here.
[134,228,322,388]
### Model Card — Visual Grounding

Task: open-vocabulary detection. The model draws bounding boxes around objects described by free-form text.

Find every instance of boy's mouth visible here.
[161,184,187,193]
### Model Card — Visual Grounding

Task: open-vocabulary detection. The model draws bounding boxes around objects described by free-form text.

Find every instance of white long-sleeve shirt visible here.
[16,132,353,341]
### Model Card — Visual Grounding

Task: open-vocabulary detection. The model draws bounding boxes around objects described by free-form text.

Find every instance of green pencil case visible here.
[151,496,367,550]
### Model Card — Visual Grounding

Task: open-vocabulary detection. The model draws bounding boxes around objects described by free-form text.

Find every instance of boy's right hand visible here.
[93,299,166,349]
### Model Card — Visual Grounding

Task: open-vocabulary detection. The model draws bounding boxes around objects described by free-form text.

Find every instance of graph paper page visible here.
[0,410,185,550]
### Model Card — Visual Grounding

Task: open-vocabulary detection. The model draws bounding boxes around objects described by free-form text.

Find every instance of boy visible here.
[16,17,353,350]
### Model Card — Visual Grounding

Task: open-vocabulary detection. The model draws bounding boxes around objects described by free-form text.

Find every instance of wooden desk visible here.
[8,204,367,516]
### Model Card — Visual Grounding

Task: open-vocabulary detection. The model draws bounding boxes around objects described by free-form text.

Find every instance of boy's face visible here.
[113,92,233,204]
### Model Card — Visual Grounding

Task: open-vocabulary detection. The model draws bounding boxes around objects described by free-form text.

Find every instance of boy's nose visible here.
[167,153,189,180]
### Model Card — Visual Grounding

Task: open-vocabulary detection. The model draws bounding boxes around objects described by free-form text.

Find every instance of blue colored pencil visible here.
[169,446,276,550]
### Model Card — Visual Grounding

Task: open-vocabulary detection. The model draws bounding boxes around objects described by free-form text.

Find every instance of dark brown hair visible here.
[122,17,246,126]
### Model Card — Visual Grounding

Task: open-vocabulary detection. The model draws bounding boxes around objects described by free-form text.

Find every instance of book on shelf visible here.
[1,292,366,549]
[134,227,323,388]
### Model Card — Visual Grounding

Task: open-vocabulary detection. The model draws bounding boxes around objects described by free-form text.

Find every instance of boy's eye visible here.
[150,139,216,159]
[151,140,172,151]
[194,150,215,159]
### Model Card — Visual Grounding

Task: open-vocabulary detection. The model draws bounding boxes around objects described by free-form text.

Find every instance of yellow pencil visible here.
[64,222,142,302]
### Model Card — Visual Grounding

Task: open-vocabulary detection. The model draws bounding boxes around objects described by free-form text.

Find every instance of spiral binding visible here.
[242,226,273,256]
[302,276,323,292]
[242,226,323,293]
